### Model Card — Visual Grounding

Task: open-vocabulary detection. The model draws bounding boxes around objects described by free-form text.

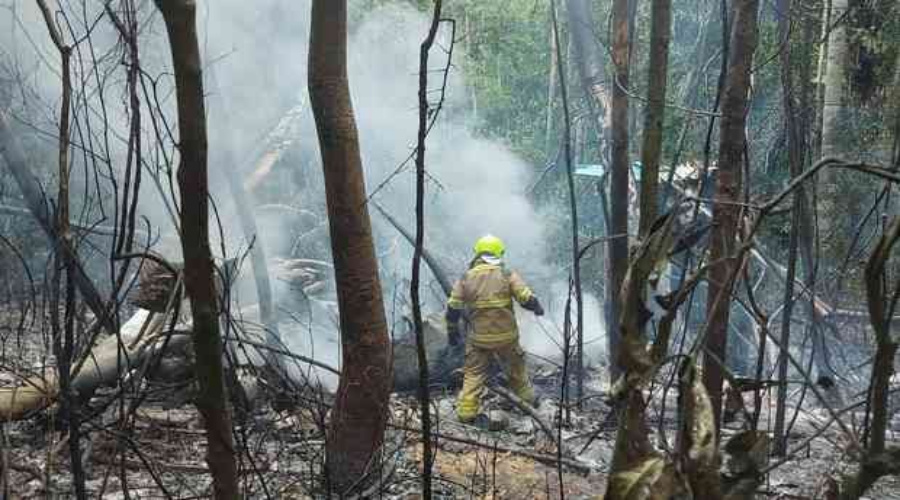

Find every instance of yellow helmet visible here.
[473,234,505,257]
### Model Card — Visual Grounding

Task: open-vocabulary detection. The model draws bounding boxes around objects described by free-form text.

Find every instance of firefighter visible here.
[446,234,545,424]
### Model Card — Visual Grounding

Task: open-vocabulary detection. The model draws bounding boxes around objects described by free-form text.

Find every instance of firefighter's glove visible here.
[525,297,545,316]
[446,307,463,346]
[447,323,462,346]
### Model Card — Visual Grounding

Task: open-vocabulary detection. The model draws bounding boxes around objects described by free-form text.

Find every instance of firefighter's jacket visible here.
[446,256,535,348]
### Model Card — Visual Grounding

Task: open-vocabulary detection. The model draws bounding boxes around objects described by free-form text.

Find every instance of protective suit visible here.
[446,235,544,423]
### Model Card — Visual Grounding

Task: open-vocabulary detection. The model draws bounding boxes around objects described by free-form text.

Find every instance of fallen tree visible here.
[0,308,190,421]
[0,254,462,422]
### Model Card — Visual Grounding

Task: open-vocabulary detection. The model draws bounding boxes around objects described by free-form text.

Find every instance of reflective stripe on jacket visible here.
[447,258,534,347]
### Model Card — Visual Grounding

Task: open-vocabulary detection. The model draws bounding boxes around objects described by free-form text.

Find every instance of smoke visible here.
[0,1,607,387]
[340,3,607,366]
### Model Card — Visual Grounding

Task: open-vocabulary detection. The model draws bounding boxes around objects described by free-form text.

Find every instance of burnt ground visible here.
[1,303,899,499]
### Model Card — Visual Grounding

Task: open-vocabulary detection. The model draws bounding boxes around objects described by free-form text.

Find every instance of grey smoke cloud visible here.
[0,0,607,387]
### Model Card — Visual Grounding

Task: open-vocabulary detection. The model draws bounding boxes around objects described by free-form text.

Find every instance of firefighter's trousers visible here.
[456,341,534,422]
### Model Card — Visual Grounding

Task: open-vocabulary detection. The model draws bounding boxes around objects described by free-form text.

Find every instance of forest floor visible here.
[1,303,899,498]
[3,375,899,498]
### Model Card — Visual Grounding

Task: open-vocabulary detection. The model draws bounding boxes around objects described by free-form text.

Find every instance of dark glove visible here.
[446,307,463,346]
[524,297,544,316]
[447,322,462,346]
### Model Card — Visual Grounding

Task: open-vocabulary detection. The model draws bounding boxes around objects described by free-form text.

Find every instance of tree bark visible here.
[891,52,900,167]
[308,0,392,494]
[820,0,848,160]
[703,0,759,433]
[0,309,189,421]
[565,0,612,142]
[638,0,672,237]
[773,0,801,456]
[551,0,584,406]
[608,0,632,383]
[864,217,900,455]
[544,5,559,154]
[818,0,849,255]
[34,4,87,494]
[207,68,280,351]
[372,201,452,296]
[564,0,620,380]
[153,2,239,498]
[411,2,444,497]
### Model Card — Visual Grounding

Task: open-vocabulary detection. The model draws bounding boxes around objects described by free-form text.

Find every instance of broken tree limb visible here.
[0,308,191,422]
[242,101,306,194]
[371,200,453,296]
[0,110,113,334]
[487,384,561,452]
[208,67,280,350]
[0,204,149,240]
[223,335,340,376]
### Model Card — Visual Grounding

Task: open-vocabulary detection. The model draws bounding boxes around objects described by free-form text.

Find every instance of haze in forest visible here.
[0,0,605,384]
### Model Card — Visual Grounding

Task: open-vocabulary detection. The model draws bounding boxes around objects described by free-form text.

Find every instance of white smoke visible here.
[0,1,608,387]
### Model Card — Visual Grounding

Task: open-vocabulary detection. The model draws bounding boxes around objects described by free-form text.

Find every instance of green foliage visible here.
[442,0,553,165]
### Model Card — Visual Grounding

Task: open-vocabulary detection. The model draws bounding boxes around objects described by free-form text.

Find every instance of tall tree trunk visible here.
[35,3,87,495]
[638,0,672,237]
[207,68,280,352]
[773,0,803,454]
[703,0,759,432]
[820,0,848,160]
[154,2,239,498]
[864,218,900,456]
[818,0,849,259]
[837,218,900,500]
[608,0,632,383]
[565,0,612,142]
[564,0,620,380]
[551,0,583,410]
[891,52,900,167]
[412,2,444,497]
[545,6,559,154]
[308,0,392,494]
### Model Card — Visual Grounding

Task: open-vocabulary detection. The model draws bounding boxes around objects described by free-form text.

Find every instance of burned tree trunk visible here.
[153,1,239,498]
[0,308,190,421]
[564,0,619,382]
[308,0,393,494]
[863,218,900,456]
[565,0,612,141]
[372,201,452,296]
[638,0,671,237]
[35,3,86,495]
[608,0,633,383]
[207,67,280,350]
[703,0,759,432]
[411,2,446,496]
[836,218,900,499]
[820,0,848,161]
